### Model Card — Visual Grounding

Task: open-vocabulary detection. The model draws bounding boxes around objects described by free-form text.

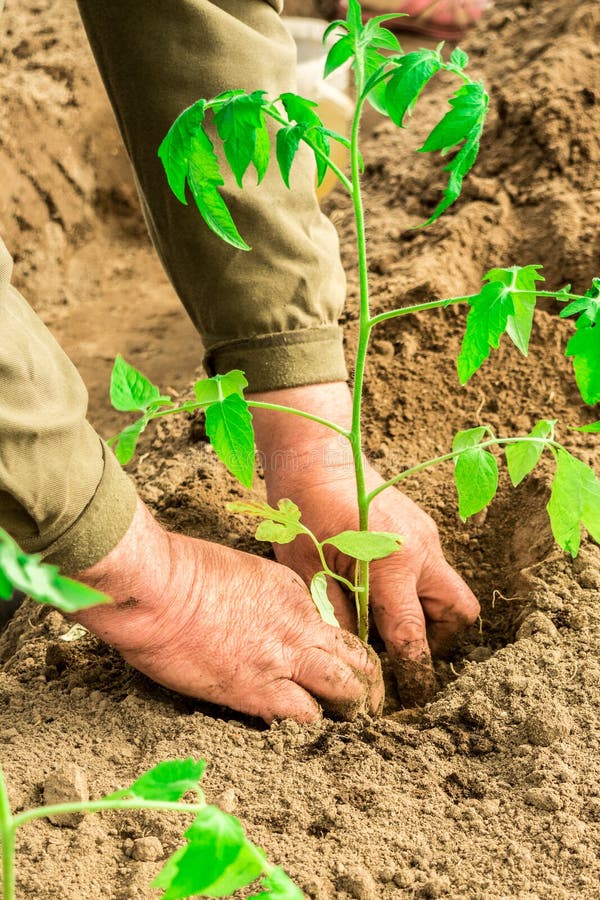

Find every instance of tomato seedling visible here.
[0,534,301,900]
[110,0,599,641]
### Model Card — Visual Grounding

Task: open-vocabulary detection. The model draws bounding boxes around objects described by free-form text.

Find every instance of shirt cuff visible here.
[41,443,137,575]
[204,325,348,393]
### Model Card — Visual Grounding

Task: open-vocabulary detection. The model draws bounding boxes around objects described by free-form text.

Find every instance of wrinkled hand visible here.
[75,498,383,724]
[252,383,480,705]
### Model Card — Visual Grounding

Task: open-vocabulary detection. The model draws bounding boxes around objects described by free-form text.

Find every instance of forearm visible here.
[0,238,137,573]
[77,0,348,392]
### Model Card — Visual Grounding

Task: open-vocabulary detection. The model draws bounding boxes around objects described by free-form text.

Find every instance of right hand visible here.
[74,498,383,723]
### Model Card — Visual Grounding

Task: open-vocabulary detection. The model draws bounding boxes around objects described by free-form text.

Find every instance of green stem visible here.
[12,797,205,831]
[367,436,561,504]
[0,763,16,900]
[146,399,350,439]
[348,77,372,641]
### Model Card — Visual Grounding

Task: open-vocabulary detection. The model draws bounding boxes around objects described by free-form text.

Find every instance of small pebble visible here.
[215,787,237,814]
[524,787,562,812]
[131,836,164,862]
[43,764,89,827]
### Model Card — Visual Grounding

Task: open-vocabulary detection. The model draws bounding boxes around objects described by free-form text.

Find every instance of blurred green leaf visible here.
[128,759,206,803]
[111,418,146,465]
[251,867,305,899]
[547,450,600,557]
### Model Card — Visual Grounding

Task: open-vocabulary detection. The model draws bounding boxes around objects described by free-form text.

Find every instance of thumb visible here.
[370,566,435,707]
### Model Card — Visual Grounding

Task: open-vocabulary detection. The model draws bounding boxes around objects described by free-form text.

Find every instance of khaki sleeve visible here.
[0,238,137,574]
[75,0,348,392]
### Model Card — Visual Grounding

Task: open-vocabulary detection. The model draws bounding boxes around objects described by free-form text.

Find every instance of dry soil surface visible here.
[1,0,600,898]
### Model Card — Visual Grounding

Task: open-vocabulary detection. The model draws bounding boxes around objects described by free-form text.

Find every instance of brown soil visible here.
[1,0,600,898]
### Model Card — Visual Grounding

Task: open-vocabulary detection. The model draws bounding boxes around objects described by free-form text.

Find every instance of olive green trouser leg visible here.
[75,0,348,391]
[0,238,137,572]
[0,0,347,573]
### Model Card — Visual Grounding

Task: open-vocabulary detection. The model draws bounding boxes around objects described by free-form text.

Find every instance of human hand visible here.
[251,383,480,705]
[75,498,383,724]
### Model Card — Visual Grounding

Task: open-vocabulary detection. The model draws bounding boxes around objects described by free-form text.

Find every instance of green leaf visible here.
[452,426,488,452]
[385,50,441,127]
[322,19,348,44]
[324,530,403,561]
[213,91,269,188]
[194,370,248,405]
[187,124,251,251]
[324,34,354,78]
[457,281,513,383]
[547,450,600,556]
[454,445,499,521]
[112,418,147,465]
[362,48,391,115]
[280,94,330,185]
[158,100,206,203]
[251,867,304,899]
[562,285,600,405]
[484,265,545,355]
[205,394,255,488]
[310,573,340,628]
[110,355,170,413]
[128,759,206,803]
[419,82,488,225]
[505,419,555,486]
[364,17,402,53]
[450,47,469,69]
[228,499,304,544]
[421,82,487,153]
[152,806,264,899]
[276,123,305,188]
[160,102,250,251]
[572,420,600,433]
[0,528,109,613]
[347,0,363,33]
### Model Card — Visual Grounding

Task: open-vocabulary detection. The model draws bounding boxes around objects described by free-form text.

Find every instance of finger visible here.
[292,646,380,718]
[253,680,323,726]
[329,628,383,704]
[370,569,435,707]
[418,558,480,655]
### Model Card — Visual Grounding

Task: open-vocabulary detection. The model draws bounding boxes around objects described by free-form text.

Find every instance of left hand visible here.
[251,383,480,705]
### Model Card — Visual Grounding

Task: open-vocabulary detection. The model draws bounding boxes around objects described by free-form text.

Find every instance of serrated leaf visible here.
[450,47,469,69]
[228,499,304,544]
[110,355,169,413]
[564,297,600,405]
[362,48,391,115]
[324,530,403,561]
[129,759,206,802]
[547,450,600,556]
[385,50,441,127]
[505,419,555,486]
[457,281,513,383]
[205,393,255,488]
[194,370,248,405]
[484,265,545,355]
[421,82,487,153]
[213,91,269,188]
[419,82,488,225]
[153,806,264,900]
[276,123,305,188]
[280,93,330,184]
[310,573,340,628]
[112,418,147,465]
[0,528,109,613]
[454,447,498,520]
[250,867,304,899]
[324,34,354,78]
[572,420,600,433]
[364,18,402,53]
[158,100,206,203]
[187,125,250,251]
[452,426,487,452]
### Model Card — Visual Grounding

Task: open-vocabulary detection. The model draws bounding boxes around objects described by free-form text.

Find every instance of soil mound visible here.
[1,0,599,898]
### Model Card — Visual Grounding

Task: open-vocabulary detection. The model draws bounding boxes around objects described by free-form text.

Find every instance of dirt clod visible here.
[43,764,89,827]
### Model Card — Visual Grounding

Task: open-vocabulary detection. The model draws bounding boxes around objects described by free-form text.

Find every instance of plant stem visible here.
[348,80,372,640]
[366,436,561,504]
[12,797,205,831]
[0,763,16,900]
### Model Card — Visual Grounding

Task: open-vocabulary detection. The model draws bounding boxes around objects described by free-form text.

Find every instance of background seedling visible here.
[0,535,302,900]
[110,0,599,642]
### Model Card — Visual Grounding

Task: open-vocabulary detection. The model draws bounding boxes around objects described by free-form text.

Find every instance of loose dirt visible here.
[1,0,599,898]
